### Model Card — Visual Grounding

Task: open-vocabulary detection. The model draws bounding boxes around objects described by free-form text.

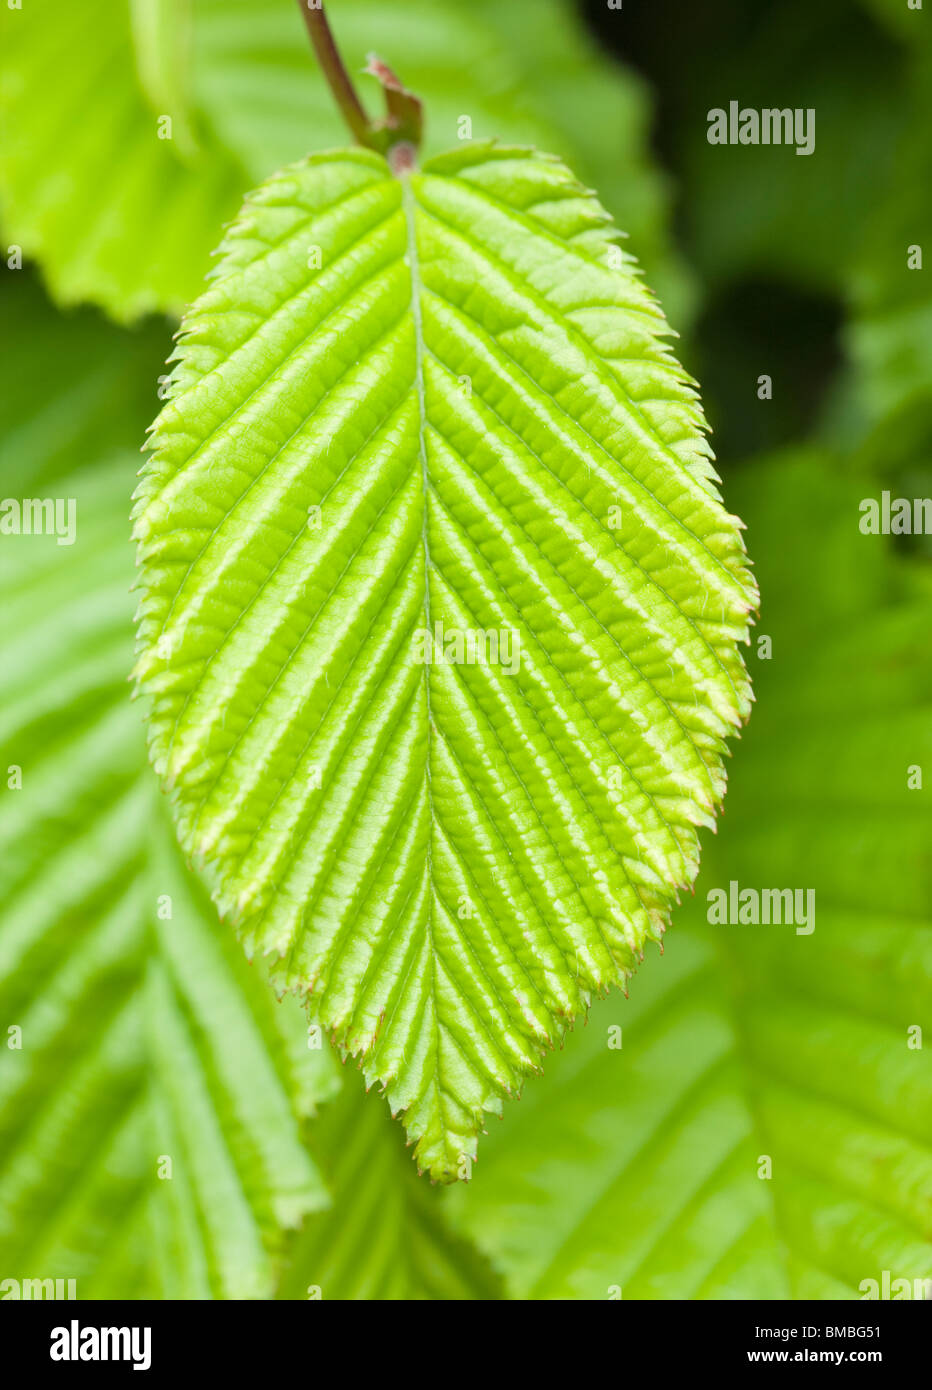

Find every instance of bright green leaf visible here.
[129,0,201,160]
[133,143,756,1180]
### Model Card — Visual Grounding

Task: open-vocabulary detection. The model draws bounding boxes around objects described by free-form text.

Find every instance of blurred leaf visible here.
[446,452,932,1299]
[858,0,927,41]
[838,42,932,502]
[0,274,166,493]
[129,0,202,160]
[660,0,910,295]
[0,0,245,320]
[145,793,339,1298]
[278,1070,502,1300]
[0,281,338,1298]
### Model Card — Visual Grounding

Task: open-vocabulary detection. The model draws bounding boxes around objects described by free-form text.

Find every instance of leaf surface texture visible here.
[134,144,755,1178]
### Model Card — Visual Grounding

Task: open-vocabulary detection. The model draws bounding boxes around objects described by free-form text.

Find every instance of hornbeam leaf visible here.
[144,792,337,1298]
[133,143,756,1180]
[130,0,202,162]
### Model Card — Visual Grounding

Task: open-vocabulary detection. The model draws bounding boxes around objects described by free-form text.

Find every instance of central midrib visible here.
[401,171,447,1135]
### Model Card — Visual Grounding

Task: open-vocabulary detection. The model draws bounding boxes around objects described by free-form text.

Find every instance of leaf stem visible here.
[296,0,377,149]
[295,1,423,163]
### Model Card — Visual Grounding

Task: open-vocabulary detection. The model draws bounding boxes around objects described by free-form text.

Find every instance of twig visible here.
[295,1,423,160]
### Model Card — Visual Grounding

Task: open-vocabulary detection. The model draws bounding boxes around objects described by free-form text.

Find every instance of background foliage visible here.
[0,0,929,1298]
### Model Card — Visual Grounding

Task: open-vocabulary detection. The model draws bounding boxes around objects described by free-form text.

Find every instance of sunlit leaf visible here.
[134,143,755,1179]
[193,0,692,319]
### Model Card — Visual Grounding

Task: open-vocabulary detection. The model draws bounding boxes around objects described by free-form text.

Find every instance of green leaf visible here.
[129,0,201,160]
[133,143,756,1180]
[0,0,244,321]
[444,453,932,1298]
[145,794,337,1298]
[0,279,335,1298]
[277,1070,502,1300]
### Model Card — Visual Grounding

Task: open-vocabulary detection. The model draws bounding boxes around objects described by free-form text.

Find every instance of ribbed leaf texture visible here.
[0,278,335,1297]
[134,143,756,1179]
[194,0,691,318]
